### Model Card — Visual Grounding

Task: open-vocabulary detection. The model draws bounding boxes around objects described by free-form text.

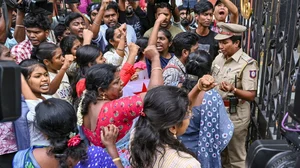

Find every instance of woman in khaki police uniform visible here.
[211,22,259,168]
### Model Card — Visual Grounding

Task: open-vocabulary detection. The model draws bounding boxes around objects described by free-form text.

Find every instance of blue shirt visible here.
[146,53,174,77]
[178,89,234,168]
[4,28,18,49]
[92,24,137,52]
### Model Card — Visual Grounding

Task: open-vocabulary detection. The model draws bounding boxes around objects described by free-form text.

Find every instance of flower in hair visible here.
[67,135,81,147]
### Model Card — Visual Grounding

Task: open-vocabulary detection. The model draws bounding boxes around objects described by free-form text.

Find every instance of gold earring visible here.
[102,93,106,100]
[173,132,177,139]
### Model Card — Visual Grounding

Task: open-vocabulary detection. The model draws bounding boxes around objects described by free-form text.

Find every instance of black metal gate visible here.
[232,0,300,143]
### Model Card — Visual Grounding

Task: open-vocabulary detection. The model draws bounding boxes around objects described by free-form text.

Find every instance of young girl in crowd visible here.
[33,42,74,103]
[75,43,140,98]
[146,14,174,77]
[133,37,149,80]
[19,59,51,146]
[60,35,82,82]
[13,98,123,168]
[179,50,234,168]
[60,35,82,57]
[74,44,106,98]
[104,24,129,67]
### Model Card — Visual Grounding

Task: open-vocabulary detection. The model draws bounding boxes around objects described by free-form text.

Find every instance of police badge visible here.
[250,70,256,78]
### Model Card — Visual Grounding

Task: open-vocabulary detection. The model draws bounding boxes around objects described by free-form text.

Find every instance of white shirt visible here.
[26,97,51,146]
[92,24,137,52]
[48,72,72,103]
[103,48,129,67]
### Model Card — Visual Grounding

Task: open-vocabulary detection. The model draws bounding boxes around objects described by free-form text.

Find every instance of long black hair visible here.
[130,86,196,168]
[34,98,87,168]
[60,35,79,56]
[182,50,212,92]
[31,42,58,63]
[75,45,102,78]
[159,28,172,42]
[77,64,118,117]
[135,37,148,62]
[104,26,119,53]
[72,45,102,101]
[19,59,48,79]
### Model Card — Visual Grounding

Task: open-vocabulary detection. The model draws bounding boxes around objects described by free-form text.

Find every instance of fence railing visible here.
[233,0,300,144]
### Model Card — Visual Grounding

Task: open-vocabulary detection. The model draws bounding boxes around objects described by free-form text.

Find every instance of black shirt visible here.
[192,29,219,61]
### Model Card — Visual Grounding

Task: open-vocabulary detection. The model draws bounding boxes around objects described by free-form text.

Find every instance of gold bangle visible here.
[16,25,25,28]
[197,79,202,91]
[93,22,100,26]
[117,48,125,51]
[151,67,162,72]
[112,157,121,162]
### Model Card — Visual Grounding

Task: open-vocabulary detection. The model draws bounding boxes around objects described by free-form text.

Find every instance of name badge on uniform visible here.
[250,70,256,78]
[212,64,220,76]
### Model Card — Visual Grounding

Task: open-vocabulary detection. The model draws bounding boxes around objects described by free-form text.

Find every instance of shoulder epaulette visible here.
[241,54,255,64]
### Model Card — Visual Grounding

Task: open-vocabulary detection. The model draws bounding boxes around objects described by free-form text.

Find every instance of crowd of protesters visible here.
[0,0,259,167]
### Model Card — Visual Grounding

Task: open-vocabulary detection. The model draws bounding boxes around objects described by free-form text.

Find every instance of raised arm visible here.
[118,0,125,11]
[148,14,166,45]
[146,0,156,27]
[188,75,217,107]
[82,29,94,45]
[120,43,139,86]
[90,0,108,39]
[0,7,14,43]
[115,23,127,57]
[221,0,239,24]
[145,45,163,89]
[14,9,25,43]
[21,74,38,100]
[69,4,91,29]
[47,54,74,94]
[129,1,150,31]
[138,45,163,100]
[101,124,124,168]
[170,0,180,23]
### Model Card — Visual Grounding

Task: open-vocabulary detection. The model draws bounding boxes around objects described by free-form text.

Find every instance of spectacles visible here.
[184,109,193,119]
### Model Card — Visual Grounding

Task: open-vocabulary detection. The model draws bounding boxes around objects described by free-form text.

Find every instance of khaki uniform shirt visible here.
[211,48,259,121]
